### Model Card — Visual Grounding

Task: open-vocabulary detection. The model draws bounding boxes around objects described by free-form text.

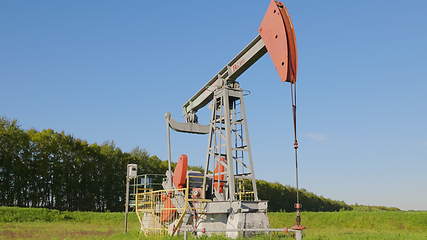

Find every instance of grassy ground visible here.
[1,207,426,240]
[270,211,427,240]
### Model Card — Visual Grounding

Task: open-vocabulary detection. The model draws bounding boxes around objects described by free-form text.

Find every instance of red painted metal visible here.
[213,157,226,193]
[291,225,306,230]
[160,195,176,222]
[173,154,188,189]
[259,0,297,83]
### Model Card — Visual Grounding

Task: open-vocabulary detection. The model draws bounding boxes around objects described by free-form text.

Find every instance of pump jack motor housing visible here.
[132,1,303,239]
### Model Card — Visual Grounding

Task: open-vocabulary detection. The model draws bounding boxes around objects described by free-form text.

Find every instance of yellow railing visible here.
[134,174,212,237]
[135,188,188,235]
[235,179,255,201]
[236,191,255,201]
[134,174,269,236]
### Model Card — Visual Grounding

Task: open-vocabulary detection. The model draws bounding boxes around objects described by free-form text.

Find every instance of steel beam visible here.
[182,36,266,117]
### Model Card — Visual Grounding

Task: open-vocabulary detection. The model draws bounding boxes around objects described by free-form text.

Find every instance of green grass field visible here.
[1,207,426,240]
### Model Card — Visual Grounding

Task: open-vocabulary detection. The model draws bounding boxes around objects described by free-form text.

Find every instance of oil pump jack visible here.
[133,1,303,238]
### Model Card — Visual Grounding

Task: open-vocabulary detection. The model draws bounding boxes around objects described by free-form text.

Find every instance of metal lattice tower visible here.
[203,83,258,201]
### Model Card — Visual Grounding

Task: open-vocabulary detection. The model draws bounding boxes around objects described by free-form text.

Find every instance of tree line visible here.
[0,117,351,212]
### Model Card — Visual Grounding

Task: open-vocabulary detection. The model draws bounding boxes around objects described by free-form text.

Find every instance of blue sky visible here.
[1,0,426,210]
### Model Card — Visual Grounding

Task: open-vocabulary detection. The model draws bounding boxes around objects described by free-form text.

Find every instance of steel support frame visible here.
[203,86,258,201]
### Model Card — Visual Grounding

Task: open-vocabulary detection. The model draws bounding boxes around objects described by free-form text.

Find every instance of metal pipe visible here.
[181,228,303,240]
[165,114,172,173]
[192,228,301,233]
[124,176,129,233]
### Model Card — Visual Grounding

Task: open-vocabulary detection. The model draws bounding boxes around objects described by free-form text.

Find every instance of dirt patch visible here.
[63,229,116,237]
[0,230,34,239]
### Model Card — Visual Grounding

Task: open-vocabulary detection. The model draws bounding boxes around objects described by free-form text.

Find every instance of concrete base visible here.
[186,200,269,239]
[226,212,269,238]
[196,213,228,237]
